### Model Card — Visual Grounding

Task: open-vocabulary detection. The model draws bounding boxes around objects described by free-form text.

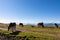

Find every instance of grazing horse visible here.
[54,23,59,28]
[8,23,16,32]
[37,22,44,28]
[31,25,35,27]
[19,23,24,27]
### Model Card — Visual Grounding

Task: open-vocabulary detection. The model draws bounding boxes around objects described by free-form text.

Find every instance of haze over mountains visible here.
[0,22,60,26]
[26,23,60,26]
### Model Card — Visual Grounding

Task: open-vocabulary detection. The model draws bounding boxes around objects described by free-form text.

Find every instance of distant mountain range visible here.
[0,23,60,26]
[26,23,60,26]
[44,23,60,26]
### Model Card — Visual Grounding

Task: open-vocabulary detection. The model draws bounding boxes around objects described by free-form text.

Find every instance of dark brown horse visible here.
[19,23,24,27]
[54,23,59,28]
[8,22,16,32]
[37,22,44,28]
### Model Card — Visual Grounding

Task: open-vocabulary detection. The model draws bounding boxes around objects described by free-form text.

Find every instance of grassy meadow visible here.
[0,23,60,40]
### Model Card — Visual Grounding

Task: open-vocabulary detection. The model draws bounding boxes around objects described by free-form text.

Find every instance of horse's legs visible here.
[8,27,10,31]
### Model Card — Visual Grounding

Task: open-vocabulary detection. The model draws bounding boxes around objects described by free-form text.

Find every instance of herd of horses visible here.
[8,23,24,32]
[8,22,59,32]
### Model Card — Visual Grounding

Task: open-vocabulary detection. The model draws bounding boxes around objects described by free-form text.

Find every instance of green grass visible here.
[0,23,60,40]
[17,32,56,40]
[0,23,8,28]
[0,30,11,34]
[0,30,56,40]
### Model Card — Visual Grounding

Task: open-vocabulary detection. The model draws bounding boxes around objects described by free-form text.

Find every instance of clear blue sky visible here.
[0,0,60,24]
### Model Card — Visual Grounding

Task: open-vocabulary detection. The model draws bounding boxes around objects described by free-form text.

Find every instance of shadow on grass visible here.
[10,31,21,35]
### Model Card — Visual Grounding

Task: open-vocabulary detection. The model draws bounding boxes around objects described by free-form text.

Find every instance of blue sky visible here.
[0,0,60,24]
